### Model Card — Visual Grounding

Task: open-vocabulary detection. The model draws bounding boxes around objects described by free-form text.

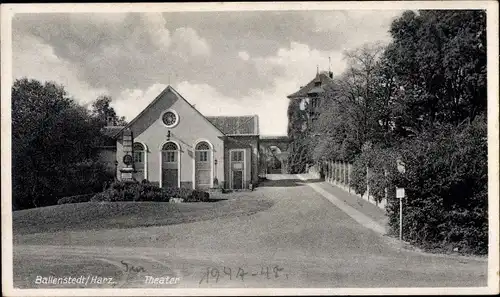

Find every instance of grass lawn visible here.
[13,193,274,235]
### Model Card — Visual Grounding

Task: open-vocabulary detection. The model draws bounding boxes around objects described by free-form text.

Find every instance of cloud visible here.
[142,13,172,49]
[175,81,290,136]
[112,83,168,120]
[11,11,403,134]
[252,41,346,85]
[312,10,401,48]
[12,34,106,105]
[111,41,348,135]
[12,13,211,93]
[238,51,250,61]
[171,27,211,57]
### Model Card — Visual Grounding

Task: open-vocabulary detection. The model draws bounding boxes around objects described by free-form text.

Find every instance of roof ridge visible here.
[206,115,256,118]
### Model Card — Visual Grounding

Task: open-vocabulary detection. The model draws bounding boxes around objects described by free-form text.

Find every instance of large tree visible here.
[310,43,389,163]
[385,10,487,131]
[12,78,112,209]
[91,95,127,127]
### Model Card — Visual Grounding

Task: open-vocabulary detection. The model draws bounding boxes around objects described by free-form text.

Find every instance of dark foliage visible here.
[385,116,487,254]
[91,180,209,203]
[12,79,122,210]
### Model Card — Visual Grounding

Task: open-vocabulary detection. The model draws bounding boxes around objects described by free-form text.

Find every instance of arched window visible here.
[195,141,210,162]
[162,142,179,163]
[133,142,145,163]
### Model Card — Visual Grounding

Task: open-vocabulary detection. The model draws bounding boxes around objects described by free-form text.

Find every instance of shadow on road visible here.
[258,176,324,187]
[259,179,304,187]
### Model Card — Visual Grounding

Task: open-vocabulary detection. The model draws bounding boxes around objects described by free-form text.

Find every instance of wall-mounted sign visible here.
[233,163,243,170]
[123,154,133,165]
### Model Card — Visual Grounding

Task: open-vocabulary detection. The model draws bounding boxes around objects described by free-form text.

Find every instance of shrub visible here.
[92,180,170,202]
[351,158,367,196]
[185,190,210,202]
[386,116,488,254]
[91,180,210,203]
[57,193,94,205]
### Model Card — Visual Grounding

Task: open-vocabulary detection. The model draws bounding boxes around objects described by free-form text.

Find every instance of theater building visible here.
[101,86,260,190]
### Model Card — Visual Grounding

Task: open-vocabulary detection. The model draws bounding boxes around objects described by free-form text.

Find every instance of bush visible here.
[386,116,488,254]
[57,193,95,205]
[91,180,210,203]
[351,158,367,196]
[186,190,210,202]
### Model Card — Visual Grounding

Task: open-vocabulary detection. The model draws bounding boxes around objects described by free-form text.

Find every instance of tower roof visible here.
[287,71,334,99]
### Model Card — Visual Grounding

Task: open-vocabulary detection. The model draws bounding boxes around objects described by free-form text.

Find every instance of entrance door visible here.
[232,170,243,189]
[161,142,179,188]
[230,149,245,189]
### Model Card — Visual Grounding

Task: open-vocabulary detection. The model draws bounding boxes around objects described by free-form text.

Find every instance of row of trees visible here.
[287,10,488,254]
[12,78,125,210]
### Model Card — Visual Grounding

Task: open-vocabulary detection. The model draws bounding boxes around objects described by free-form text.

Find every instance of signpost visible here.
[396,158,406,242]
[396,187,405,241]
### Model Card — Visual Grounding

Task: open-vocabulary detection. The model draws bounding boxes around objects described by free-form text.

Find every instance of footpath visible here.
[297,173,488,263]
[297,173,388,235]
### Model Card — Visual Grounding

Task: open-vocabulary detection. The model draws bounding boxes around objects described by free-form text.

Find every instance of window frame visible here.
[160,109,180,128]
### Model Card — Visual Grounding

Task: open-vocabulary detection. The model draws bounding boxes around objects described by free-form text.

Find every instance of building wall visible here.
[116,89,225,189]
[223,136,259,189]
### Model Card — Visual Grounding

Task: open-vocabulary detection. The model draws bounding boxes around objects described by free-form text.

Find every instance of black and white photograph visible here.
[1,2,499,296]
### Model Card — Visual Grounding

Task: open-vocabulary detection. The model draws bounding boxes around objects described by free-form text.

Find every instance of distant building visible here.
[287,70,335,133]
[100,86,260,190]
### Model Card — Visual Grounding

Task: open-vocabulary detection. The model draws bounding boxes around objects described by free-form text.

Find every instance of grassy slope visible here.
[13,197,274,235]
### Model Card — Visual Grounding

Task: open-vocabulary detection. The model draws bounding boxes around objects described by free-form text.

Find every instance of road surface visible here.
[12,174,487,288]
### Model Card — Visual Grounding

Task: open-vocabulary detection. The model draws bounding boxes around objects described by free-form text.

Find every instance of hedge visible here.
[386,116,488,254]
[90,180,210,203]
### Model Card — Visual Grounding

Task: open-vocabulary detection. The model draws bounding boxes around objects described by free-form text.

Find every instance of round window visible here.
[162,110,178,127]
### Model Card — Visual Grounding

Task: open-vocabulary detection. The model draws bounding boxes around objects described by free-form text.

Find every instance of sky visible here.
[12,10,403,135]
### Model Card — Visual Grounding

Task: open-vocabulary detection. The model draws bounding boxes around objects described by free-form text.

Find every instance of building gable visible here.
[115,86,225,139]
[287,72,335,99]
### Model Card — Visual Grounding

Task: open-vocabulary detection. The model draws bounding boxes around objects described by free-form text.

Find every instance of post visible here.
[335,161,338,185]
[328,161,332,183]
[330,161,333,184]
[343,162,347,186]
[399,197,403,241]
[396,187,405,242]
[348,163,351,193]
[366,166,370,201]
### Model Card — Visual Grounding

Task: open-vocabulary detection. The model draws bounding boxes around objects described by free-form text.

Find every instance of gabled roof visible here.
[110,85,225,138]
[260,135,290,142]
[100,126,125,138]
[287,71,335,99]
[206,115,259,135]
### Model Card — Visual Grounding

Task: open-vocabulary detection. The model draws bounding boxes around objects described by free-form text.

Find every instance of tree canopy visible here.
[12,78,123,209]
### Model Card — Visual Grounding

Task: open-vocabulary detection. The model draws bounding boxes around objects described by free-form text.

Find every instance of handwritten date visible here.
[199,265,287,284]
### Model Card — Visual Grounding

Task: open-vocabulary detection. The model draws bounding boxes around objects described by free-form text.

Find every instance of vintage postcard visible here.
[1,1,499,296]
